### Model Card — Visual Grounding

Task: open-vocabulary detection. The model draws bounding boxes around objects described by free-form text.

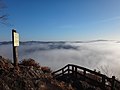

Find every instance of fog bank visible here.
[0,40,120,78]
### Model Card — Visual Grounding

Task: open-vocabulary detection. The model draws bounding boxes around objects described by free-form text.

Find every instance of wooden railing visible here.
[52,64,120,90]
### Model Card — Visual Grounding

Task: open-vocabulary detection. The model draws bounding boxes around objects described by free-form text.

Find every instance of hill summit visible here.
[0,56,120,90]
[0,56,74,90]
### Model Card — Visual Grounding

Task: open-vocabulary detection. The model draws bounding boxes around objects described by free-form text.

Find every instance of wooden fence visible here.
[52,64,120,90]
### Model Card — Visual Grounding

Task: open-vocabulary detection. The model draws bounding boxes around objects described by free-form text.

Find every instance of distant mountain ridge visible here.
[0,39,115,45]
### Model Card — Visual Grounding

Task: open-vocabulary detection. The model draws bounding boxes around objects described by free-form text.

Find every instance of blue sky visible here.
[1,0,120,41]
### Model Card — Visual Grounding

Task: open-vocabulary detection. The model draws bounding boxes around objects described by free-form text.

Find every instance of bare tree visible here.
[0,0,8,25]
[97,65,114,77]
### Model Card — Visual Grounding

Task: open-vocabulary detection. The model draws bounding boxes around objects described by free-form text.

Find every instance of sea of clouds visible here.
[0,40,120,78]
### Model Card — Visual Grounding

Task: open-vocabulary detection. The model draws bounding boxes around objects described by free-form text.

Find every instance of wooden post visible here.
[111,76,115,90]
[72,66,74,75]
[62,68,64,75]
[102,75,106,90]
[68,65,70,75]
[83,69,86,80]
[75,67,77,78]
[12,29,19,69]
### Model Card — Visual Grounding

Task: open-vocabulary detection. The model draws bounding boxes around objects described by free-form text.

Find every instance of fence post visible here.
[102,75,106,90]
[75,66,77,78]
[111,76,115,90]
[72,66,74,75]
[83,69,86,80]
[62,68,64,75]
[68,65,70,75]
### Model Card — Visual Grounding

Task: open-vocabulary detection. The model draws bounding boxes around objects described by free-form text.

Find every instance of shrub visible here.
[41,66,51,73]
[20,58,40,68]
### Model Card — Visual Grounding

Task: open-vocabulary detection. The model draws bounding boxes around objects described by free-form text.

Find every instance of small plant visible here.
[41,66,51,73]
[20,58,40,68]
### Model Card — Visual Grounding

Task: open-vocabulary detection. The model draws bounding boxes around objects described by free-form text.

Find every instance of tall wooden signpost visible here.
[12,29,19,69]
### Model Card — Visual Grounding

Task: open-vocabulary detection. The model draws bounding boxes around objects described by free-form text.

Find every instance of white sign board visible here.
[14,32,19,46]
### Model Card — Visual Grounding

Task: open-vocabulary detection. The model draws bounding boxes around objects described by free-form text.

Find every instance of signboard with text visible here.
[13,32,19,46]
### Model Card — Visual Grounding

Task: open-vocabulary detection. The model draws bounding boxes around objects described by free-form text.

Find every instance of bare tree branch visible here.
[0,0,8,25]
[97,65,115,77]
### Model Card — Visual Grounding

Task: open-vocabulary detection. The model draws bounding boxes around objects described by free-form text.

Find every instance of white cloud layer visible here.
[0,40,120,78]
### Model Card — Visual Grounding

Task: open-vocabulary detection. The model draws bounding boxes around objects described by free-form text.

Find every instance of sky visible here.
[1,0,120,41]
